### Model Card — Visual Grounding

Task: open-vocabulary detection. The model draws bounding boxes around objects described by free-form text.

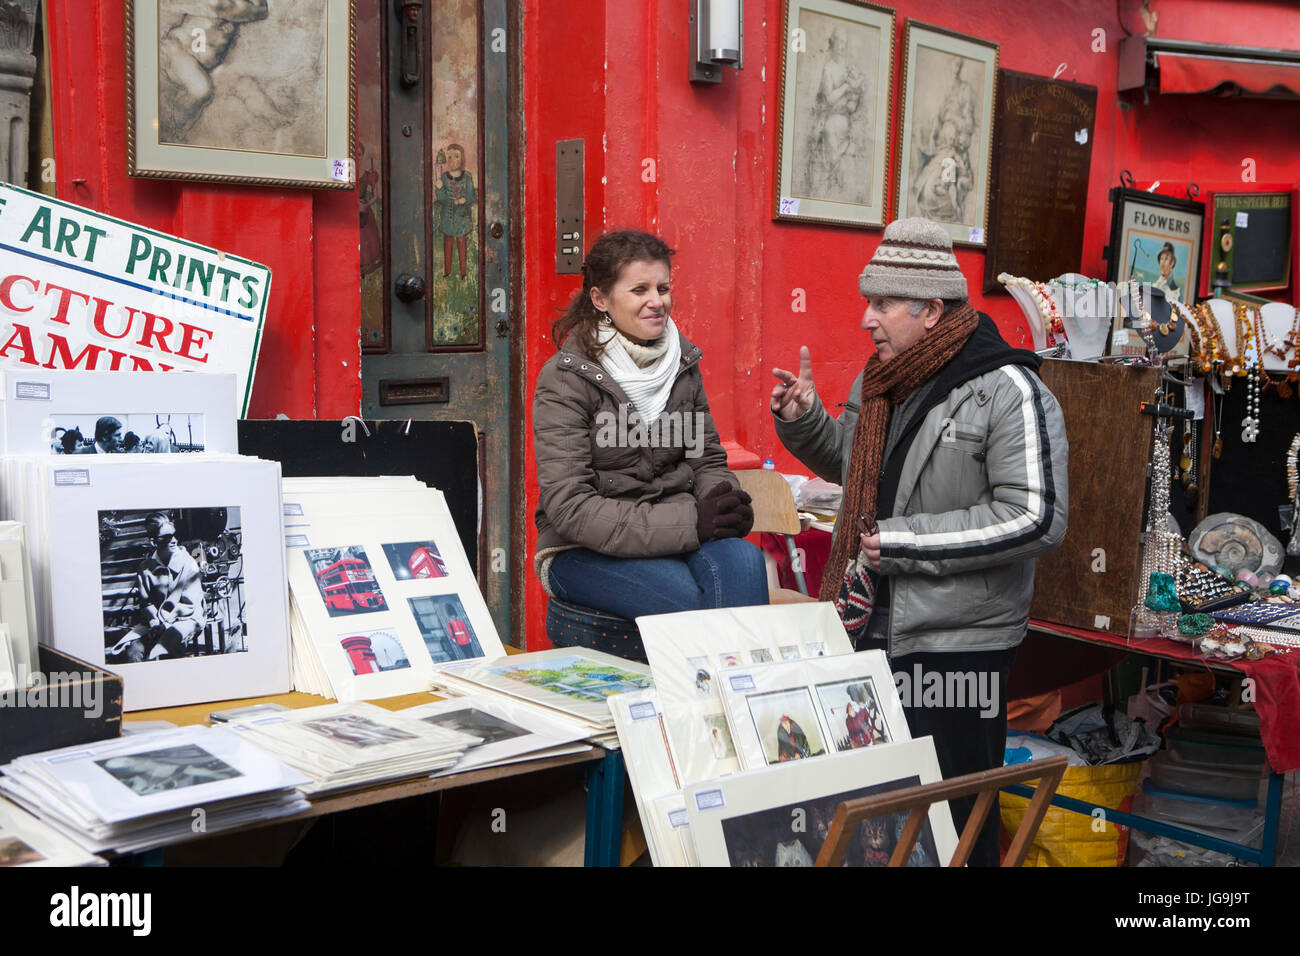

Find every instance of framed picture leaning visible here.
[127,0,356,189]
[773,0,896,229]
[895,20,998,247]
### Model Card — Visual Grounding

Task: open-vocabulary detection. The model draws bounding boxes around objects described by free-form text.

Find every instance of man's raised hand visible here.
[770,346,816,421]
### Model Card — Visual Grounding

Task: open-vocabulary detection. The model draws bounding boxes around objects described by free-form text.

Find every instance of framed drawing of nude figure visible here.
[127,0,356,189]
[896,21,998,247]
[773,0,895,229]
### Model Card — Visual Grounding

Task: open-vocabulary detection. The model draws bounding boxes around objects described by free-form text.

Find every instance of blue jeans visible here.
[547,539,769,619]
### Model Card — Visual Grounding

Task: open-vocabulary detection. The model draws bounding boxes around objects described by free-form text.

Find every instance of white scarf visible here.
[595,318,683,424]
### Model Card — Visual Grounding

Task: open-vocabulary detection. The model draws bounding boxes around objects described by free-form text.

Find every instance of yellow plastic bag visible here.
[999,762,1140,867]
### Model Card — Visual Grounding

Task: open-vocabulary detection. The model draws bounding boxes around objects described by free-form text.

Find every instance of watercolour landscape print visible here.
[491,656,652,704]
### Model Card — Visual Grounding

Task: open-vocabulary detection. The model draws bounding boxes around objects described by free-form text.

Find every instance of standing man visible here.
[770,217,1068,866]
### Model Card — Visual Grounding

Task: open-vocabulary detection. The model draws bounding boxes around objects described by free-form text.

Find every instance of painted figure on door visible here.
[358,142,383,276]
[435,143,476,279]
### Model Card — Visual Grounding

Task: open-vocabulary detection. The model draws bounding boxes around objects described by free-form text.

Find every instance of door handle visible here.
[395,273,427,303]
[396,0,424,88]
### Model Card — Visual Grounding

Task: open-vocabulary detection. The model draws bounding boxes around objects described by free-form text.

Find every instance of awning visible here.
[1156,50,1300,96]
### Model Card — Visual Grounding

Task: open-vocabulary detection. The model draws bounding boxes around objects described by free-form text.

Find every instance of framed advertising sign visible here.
[1104,186,1205,307]
[1209,190,1293,294]
[0,183,270,414]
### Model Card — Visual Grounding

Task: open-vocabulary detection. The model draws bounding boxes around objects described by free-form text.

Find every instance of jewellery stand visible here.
[1259,301,1296,376]
[1001,281,1048,350]
[1049,273,1113,361]
[1131,359,1194,639]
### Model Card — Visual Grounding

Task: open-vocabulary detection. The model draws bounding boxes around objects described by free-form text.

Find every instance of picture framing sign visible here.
[0,184,270,415]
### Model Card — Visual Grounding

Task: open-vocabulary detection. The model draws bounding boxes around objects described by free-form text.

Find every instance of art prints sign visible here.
[0,184,270,414]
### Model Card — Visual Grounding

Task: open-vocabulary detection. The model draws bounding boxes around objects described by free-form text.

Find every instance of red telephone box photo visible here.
[382,540,448,581]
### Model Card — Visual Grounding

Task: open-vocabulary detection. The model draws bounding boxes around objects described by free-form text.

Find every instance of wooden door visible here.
[356,0,514,643]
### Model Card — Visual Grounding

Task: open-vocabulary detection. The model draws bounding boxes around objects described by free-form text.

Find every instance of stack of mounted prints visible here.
[0,452,290,711]
[399,694,591,776]
[0,725,309,854]
[685,737,958,867]
[431,647,653,749]
[0,368,285,711]
[280,476,505,700]
[0,796,106,867]
[607,603,956,867]
[224,701,479,796]
[0,521,38,693]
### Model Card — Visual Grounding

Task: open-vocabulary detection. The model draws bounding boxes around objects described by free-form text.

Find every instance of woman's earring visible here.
[599,312,613,326]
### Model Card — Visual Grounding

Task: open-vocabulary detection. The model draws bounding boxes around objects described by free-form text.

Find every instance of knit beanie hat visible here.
[858,217,968,301]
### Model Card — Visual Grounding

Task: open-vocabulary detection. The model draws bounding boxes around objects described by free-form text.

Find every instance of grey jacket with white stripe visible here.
[775,315,1069,657]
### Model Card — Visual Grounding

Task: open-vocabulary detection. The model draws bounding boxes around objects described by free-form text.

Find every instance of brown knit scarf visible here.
[819,302,981,603]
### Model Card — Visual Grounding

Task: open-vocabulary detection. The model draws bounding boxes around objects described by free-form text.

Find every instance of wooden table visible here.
[121,690,627,867]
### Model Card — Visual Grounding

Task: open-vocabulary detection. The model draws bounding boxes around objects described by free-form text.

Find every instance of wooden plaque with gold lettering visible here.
[983,70,1097,292]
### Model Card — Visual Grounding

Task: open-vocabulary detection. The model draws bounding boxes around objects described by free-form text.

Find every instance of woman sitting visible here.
[533,231,768,645]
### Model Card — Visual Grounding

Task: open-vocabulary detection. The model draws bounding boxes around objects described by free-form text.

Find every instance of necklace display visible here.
[1236,304,1262,443]
[1136,398,1188,610]
[998,274,1065,346]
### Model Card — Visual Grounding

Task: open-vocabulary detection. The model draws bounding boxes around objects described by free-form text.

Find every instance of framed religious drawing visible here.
[772,0,896,229]
[126,0,357,189]
[1103,186,1205,306]
[895,21,998,247]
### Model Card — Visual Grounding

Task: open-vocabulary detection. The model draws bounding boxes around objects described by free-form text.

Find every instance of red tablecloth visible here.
[1031,620,1300,774]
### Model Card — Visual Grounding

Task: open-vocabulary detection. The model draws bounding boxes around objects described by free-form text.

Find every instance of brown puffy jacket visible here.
[533,330,737,564]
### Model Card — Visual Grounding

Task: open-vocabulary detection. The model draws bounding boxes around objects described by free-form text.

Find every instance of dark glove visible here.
[725,489,755,538]
[696,483,754,542]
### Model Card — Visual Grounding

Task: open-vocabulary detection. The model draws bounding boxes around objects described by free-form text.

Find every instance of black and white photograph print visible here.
[720,775,938,867]
[817,677,892,752]
[779,645,801,661]
[382,540,449,580]
[100,507,247,664]
[305,546,388,617]
[420,707,528,746]
[94,744,244,797]
[747,688,827,765]
[750,648,774,664]
[408,594,483,664]
[50,413,206,455]
[301,713,418,749]
[339,629,409,676]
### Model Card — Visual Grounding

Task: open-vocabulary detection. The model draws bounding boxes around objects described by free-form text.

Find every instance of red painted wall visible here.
[44,0,361,420]
[521,0,1300,647]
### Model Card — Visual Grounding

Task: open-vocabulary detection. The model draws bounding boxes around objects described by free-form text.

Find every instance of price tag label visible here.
[1236,211,1249,229]
[694,788,726,811]
[628,701,658,721]
[778,197,800,216]
[14,381,50,401]
[968,227,985,244]
[331,159,353,182]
